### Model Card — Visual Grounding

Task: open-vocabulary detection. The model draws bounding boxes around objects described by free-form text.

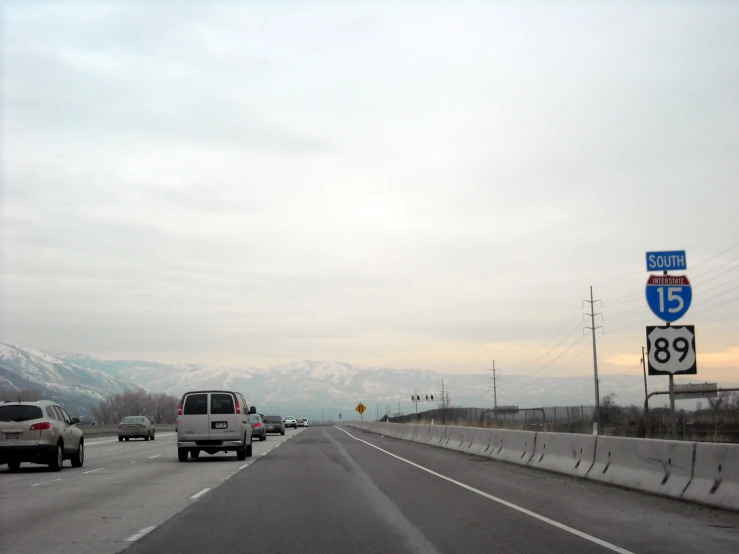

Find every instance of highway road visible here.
[2,426,737,554]
[0,429,302,554]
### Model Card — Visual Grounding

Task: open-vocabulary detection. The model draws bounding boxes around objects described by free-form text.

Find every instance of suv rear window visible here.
[0,405,44,422]
[264,416,282,423]
[183,394,208,415]
[210,393,235,415]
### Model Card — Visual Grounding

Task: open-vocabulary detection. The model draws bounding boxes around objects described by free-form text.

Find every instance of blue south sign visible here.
[645,274,692,323]
[646,250,687,272]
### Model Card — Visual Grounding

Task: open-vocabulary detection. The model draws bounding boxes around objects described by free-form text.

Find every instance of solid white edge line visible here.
[126,525,156,542]
[190,487,210,500]
[238,463,249,470]
[336,426,635,554]
[83,468,105,474]
[148,455,161,459]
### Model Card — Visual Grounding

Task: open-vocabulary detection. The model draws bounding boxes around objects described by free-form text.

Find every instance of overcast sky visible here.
[1,1,738,383]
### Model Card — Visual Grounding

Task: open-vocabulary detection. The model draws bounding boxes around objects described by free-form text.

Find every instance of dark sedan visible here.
[263,415,285,435]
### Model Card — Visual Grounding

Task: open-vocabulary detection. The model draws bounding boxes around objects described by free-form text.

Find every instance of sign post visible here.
[644,249,695,440]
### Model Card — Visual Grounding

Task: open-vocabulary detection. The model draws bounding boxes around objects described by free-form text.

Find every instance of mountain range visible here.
[1,343,731,420]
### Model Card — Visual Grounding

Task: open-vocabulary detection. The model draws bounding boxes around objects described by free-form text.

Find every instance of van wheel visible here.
[7,460,21,472]
[246,439,253,458]
[190,450,200,460]
[118,437,123,442]
[178,449,188,462]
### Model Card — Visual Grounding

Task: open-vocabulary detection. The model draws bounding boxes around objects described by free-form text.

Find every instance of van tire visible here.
[178,449,188,462]
[246,439,253,458]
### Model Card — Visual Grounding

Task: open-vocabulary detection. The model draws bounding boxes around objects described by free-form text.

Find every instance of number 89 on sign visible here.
[646,325,697,376]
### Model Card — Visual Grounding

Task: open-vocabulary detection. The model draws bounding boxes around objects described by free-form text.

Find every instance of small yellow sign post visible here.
[355,402,366,421]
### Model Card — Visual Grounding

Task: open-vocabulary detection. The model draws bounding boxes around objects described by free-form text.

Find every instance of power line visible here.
[506,306,583,370]
[691,241,739,271]
[690,295,739,316]
[512,320,584,374]
[694,263,739,287]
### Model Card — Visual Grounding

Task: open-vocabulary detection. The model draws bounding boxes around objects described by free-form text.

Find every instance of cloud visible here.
[1,2,738,376]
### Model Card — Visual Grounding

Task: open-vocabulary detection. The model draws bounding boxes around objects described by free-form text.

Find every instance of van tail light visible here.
[235,402,241,415]
[30,422,51,431]
[178,403,183,416]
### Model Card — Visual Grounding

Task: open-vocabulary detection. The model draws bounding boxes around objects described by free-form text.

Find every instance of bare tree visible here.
[92,390,178,424]
[707,394,726,440]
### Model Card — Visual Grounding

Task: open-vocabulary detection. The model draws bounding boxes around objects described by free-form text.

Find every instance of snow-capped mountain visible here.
[0,343,140,404]
[4,344,729,423]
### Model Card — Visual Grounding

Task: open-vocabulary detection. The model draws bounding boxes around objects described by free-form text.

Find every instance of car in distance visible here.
[303,419,310,427]
[250,413,267,441]
[263,415,285,435]
[0,400,84,472]
[118,416,155,441]
[283,416,297,429]
[177,390,255,462]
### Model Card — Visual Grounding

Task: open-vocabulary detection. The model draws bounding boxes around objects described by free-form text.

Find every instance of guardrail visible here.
[80,425,176,437]
[346,422,738,512]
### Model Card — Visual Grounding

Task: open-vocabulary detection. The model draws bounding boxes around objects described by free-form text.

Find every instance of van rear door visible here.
[209,393,239,440]
[180,393,210,441]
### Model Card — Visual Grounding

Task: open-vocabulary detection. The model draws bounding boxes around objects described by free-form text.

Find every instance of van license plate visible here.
[6,433,20,439]
[213,422,227,429]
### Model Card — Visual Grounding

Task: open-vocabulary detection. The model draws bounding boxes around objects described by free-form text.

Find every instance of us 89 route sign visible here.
[646,325,697,376]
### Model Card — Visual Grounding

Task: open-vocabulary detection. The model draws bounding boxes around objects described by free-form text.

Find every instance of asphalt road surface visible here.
[0,429,302,554]
[118,426,739,554]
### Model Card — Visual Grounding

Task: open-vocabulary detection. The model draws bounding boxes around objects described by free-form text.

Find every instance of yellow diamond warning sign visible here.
[355,403,367,415]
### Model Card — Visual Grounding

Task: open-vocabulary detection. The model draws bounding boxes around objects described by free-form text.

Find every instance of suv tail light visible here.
[235,401,241,415]
[252,422,261,428]
[178,403,183,416]
[30,422,51,431]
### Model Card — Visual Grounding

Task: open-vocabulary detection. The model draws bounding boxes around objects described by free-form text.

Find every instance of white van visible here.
[177,390,256,462]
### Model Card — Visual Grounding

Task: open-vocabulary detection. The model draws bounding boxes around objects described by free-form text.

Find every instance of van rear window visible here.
[211,393,235,415]
[183,394,208,415]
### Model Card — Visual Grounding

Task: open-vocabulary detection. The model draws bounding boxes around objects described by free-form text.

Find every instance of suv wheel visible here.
[71,441,84,468]
[49,442,63,472]
[178,448,188,462]
[151,432,155,441]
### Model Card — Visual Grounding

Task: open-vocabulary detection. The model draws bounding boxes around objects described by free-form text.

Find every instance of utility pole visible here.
[376,403,379,422]
[441,379,446,409]
[584,286,602,433]
[397,400,402,417]
[489,362,499,422]
[640,346,648,403]
[322,410,324,426]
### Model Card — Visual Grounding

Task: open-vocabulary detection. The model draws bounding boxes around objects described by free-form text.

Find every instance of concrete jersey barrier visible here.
[586,436,695,499]
[344,422,738,512]
[528,432,596,478]
[682,442,739,511]
[490,429,537,464]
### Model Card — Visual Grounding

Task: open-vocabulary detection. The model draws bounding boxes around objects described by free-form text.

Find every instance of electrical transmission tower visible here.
[489,361,499,421]
[583,286,603,432]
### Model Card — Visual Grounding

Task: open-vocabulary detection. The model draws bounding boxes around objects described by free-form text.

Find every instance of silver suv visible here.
[177,391,256,462]
[0,400,84,471]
